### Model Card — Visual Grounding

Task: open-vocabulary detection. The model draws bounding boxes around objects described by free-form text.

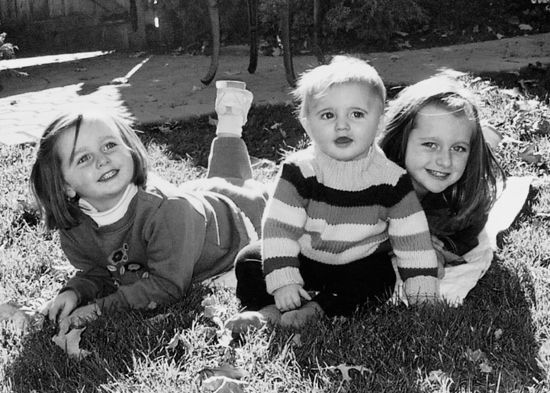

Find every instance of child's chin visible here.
[426,184,448,194]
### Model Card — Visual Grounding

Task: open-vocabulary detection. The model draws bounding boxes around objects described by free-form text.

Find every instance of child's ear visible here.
[299,117,311,137]
[65,186,77,199]
[376,114,385,135]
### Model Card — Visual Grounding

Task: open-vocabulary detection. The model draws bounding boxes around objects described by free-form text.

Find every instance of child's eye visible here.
[422,142,437,150]
[350,111,365,119]
[320,112,334,120]
[452,145,468,153]
[104,141,117,150]
[77,154,91,165]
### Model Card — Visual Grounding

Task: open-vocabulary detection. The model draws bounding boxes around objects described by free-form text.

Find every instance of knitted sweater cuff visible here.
[265,267,304,295]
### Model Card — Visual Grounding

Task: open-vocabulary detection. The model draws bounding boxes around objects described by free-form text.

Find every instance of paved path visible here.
[1,33,549,145]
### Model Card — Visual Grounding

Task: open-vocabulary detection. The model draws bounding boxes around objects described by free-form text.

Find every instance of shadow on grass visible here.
[477,62,550,103]
[137,103,306,169]
[276,258,542,393]
[5,285,212,393]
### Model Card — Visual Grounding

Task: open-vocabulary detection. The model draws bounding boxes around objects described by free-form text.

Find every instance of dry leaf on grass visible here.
[198,365,248,393]
[464,347,485,363]
[479,360,493,373]
[0,302,43,333]
[165,332,193,353]
[464,347,493,373]
[519,144,542,164]
[291,333,303,347]
[201,376,246,393]
[322,364,372,382]
[199,364,249,380]
[200,298,233,346]
[52,327,91,359]
[535,118,550,136]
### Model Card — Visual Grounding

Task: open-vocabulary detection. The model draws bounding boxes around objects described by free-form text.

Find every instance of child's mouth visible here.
[335,137,352,146]
[99,170,118,182]
[426,169,449,179]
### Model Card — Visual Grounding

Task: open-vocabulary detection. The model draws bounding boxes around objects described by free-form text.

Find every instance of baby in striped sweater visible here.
[227,56,439,331]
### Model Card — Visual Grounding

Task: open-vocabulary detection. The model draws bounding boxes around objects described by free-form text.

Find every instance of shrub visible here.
[0,32,18,59]
[322,0,427,50]
[257,0,427,53]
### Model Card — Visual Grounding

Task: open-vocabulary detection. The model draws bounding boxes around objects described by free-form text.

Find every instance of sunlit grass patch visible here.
[0,73,549,392]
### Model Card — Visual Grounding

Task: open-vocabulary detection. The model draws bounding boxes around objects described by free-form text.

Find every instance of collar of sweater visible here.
[78,184,138,227]
[312,144,381,191]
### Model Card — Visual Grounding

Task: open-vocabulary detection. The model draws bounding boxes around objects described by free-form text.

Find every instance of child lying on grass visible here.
[31,81,269,333]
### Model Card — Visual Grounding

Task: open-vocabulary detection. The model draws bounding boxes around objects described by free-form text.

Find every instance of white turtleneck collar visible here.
[312,144,377,191]
[79,184,138,227]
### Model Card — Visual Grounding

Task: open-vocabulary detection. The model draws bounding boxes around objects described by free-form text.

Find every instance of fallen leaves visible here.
[464,347,493,374]
[199,365,249,381]
[425,369,454,391]
[519,143,543,164]
[197,365,249,393]
[0,303,31,331]
[0,302,44,333]
[318,364,372,382]
[200,297,233,347]
[201,376,246,393]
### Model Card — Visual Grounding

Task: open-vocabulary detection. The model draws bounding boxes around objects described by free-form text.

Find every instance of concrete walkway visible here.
[1,32,549,145]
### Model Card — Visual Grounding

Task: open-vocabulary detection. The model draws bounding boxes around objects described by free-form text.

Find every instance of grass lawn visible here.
[0,73,549,392]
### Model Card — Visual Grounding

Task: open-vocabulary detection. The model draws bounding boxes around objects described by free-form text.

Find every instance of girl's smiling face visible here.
[57,118,135,212]
[404,104,473,198]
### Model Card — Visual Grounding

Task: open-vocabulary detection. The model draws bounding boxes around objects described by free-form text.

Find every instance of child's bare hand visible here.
[43,290,78,323]
[431,235,445,252]
[273,284,311,312]
[58,303,101,335]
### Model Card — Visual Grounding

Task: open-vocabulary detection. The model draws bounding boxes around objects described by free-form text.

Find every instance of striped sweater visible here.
[262,144,439,303]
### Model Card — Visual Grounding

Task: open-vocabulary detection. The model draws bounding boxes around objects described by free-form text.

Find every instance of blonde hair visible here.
[292,55,386,120]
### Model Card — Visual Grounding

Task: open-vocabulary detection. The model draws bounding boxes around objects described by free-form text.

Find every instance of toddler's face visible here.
[303,82,383,161]
[56,118,135,212]
[404,104,473,198]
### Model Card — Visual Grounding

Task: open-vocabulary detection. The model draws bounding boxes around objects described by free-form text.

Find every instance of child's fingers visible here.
[431,235,445,250]
[275,296,286,311]
[58,317,71,335]
[48,303,61,322]
[58,305,73,322]
[299,287,312,301]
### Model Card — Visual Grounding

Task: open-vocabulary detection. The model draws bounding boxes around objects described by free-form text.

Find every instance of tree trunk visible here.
[201,0,220,85]
[247,0,258,74]
[280,0,296,87]
[312,0,325,64]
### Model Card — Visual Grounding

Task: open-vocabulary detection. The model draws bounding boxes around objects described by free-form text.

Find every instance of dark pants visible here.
[235,240,396,317]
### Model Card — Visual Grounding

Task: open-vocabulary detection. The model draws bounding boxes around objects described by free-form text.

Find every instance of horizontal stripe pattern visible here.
[282,162,416,208]
[388,210,432,237]
[262,146,439,300]
[299,234,386,264]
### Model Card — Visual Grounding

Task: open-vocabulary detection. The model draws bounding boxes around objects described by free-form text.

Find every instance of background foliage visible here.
[167,0,550,54]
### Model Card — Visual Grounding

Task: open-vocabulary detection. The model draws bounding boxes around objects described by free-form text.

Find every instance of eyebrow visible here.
[416,136,471,145]
[314,106,367,115]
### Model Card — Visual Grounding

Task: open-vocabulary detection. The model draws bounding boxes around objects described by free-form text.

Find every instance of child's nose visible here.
[435,150,452,167]
[96,153,110,168]
[335,117,349,131]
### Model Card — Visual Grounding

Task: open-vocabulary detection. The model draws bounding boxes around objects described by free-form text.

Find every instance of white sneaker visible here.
[215,81,253,136]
